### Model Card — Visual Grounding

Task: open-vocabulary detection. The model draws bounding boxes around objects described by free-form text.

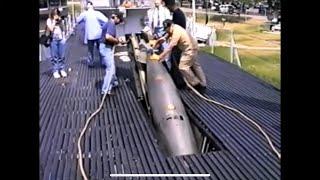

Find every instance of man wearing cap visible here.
[99,12,124,95]
[76,1,108,67]
[156,19,207,93]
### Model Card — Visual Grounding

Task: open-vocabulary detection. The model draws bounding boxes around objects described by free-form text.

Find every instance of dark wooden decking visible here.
[40,35,280,180]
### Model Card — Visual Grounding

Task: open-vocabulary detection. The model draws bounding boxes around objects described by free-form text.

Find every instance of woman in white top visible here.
[46,8,67,78]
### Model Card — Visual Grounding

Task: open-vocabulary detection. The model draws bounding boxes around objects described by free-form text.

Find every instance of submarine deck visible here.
[40,34,280,179]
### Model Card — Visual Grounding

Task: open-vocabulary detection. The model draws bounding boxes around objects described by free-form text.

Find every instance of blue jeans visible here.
[50,39,66,72]
[154,27,171,70]
[153,27,165,39]
[99,43,118,93]
[162,42,171,70]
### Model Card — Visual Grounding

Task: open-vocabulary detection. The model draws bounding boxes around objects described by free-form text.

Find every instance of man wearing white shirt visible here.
[77,1,108,67]
[146,0,172,70]
[147,0,171,38]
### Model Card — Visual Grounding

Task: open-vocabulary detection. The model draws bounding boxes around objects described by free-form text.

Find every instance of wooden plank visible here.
[165,158,182,180]
[201,154,228,179]
[182,93,279,178]
[70,114,81,180]
[116,87,150,174]
[105,99,116,175]
[94,99,103,180]
[182,96,271,178]
[214,151,253,179]
[41,88,67,168]
[109,95,125,176]
[40,86,60,155]
[121,82,169,175]
[88,98,97,179]
[110,98,142,175]
[99,112,111,178]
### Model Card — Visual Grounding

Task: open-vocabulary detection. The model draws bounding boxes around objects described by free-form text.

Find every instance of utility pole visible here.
[230,30,233,64]
[72,0,75,26]
[192,0,196,37]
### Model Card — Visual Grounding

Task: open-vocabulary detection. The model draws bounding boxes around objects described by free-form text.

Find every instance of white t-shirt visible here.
[147,6,171,30]
[46,18,63,40]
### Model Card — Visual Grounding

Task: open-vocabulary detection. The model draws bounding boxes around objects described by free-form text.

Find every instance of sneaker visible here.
[53,71,61,79]
[60,70,67,77]
[112,80,119,88]
[107,90,115,96]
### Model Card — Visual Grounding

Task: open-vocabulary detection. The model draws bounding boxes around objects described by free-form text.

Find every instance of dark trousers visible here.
[87,39,101,66]
[169,47,186,89]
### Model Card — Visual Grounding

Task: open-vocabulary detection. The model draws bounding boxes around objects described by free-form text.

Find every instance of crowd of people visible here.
[41,0,207,95]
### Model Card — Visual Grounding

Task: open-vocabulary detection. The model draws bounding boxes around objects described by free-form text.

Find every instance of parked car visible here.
[271,23,281,32]
[213,2,220,11]
[219,4,235,14]
[195,0,202,9]
[233,8,241,15]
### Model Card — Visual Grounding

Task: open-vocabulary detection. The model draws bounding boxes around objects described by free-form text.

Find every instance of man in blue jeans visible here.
[99,12,124,95]
[77,1,108,67]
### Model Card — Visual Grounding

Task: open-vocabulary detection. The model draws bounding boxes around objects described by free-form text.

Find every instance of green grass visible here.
[239,50,280,89]
[196,12,280,89]
[201,46,231,61]
[216,29,230,41]
[193,13,249,24]
[200,47,280,89]
[232,22,280,47]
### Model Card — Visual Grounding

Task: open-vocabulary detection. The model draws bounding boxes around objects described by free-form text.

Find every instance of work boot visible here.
[193,84,206,95]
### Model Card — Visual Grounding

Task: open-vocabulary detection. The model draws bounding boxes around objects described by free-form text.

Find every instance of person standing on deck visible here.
[99,12,125,95]
[163,0,187,88]
[46,8,68,79]
[76,1,108,67]
[164,0,186,29]
[146,0,172,70]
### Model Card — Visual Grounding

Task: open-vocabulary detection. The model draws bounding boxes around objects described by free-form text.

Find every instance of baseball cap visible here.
[163,19,173,30]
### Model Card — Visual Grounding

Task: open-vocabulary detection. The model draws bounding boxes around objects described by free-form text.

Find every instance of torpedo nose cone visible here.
[147,60,198,156]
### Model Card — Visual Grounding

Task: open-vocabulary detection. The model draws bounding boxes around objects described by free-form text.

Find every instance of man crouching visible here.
[155,19,207,94]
